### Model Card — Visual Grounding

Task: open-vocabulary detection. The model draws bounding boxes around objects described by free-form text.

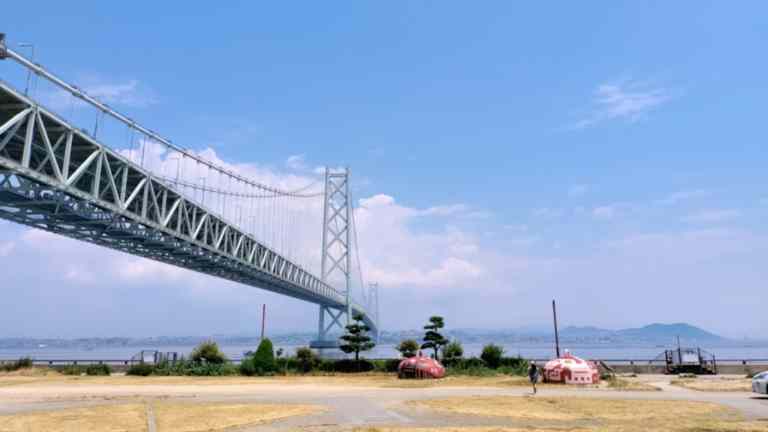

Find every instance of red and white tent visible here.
[543,350,600,384]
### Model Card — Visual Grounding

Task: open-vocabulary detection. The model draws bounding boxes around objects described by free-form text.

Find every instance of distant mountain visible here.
[0,323,729,350]
[552,323,723,343]
[616,323,723,342]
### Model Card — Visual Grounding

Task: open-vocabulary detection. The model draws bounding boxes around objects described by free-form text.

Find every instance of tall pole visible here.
[261,304,266,340]
[552,299,561,358]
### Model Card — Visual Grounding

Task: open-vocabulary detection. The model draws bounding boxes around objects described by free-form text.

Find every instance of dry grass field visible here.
[0,369,660,391]
[671,376,752,392]
[153,402,321,431]
[0,404,147,432]
[0,402,321,432]
[413,396,768,431]
[354,428,592,432]
[0,370,547,389]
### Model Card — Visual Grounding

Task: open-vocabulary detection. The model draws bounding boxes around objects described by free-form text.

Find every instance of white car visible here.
[753,371,768,395]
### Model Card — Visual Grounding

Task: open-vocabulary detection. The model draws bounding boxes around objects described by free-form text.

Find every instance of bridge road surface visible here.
[0,377,766,430]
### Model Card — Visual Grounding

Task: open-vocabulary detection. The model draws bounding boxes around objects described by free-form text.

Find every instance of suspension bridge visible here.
[0,34,379,349]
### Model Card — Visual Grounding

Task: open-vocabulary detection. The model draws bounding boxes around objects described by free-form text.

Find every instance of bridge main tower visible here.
[311,168,352,349]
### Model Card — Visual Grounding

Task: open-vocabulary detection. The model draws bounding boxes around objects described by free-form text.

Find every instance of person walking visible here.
[528,361,540,394]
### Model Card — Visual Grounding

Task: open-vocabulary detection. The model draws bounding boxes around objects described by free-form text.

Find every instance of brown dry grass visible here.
[153,401,321,431]
[0,403,147,432]
[354,428,592,432]
[0,372,666,392]
[0,373,536,389]
[0,402,322,432]
[413,396,768,431]
[0,367,60,378]
[602,377,660,391]
[671,376,752,392]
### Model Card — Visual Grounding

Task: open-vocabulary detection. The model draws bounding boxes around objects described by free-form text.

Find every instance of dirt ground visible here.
[0,371,765,431]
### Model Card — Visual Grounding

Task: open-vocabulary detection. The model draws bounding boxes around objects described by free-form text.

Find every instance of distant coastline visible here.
[1,323,764,351]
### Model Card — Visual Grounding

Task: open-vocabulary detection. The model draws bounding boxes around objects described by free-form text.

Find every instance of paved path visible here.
[0,379,766,430]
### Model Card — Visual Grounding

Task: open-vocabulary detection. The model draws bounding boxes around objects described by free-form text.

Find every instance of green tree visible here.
[296,346,317,373]
[480,343,504,369]
[241,338,276,376]
[421,316,448,360]
[190,340,227,364]
[339,313,376,362]
[396,339,420,358]
[443,340,464,365]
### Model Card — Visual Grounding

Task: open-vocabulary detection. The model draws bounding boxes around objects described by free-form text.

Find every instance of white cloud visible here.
[568,184,589,197]
[418,204,469,216]
[42,79,157,110]
[285,154,308,171]
[683,209,741,224]
[574,79,672,128]
[658,189,712,206]
[355,194,486,290]
[360,194,396,208]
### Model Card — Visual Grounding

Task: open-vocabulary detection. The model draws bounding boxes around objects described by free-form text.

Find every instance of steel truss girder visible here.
[0,81,376,332]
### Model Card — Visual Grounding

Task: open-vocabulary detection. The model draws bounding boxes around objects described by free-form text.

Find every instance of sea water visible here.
[2,342,767,362]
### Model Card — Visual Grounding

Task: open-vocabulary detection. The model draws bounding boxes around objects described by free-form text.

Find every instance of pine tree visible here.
[396,339,420,358]
[421,316,448,360]
[339,313,376,362]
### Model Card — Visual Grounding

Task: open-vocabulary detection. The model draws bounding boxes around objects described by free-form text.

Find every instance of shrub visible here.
[295,346,317,373]
[443,341,464,366]
[60,365,84,376]
[241,338,276,376]
[333,359,375,373]
[252,338,276,373]
[396,339,420,358]
[190,340,228,365]
[457,357,486,369]
[480,344,504,369]
[126,363,155,376]
[498,356,528,375]
[370,359,401,373]
[448,365,496,377]
[1,357,33,372]
[85,363,111,376]
[188,362,238,376]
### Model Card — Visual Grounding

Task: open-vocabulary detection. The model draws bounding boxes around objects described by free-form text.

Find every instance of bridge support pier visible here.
[310,305,346,350]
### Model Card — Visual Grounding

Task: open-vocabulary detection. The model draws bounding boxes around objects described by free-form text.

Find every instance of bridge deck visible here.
[0,80,374,331]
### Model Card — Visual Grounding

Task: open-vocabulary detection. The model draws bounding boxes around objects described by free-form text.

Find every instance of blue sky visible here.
[1,2,767,338]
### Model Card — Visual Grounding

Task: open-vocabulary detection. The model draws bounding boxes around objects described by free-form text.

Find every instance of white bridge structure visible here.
[0,34,378,347]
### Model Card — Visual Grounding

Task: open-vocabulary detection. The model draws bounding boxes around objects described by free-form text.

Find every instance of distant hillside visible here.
[0,323,728,350]
[556,323,723,342]
[616,323,723,342]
